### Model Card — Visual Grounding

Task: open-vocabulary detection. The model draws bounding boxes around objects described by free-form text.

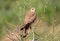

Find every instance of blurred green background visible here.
[0,0,60,41]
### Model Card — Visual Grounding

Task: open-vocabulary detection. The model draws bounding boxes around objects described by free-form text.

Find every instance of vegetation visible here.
[0,0,60,41]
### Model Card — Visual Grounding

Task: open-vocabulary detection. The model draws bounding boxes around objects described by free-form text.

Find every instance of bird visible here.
[21,8,36,38]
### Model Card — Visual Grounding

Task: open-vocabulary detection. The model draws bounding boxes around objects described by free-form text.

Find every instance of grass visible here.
[0,0,60,41]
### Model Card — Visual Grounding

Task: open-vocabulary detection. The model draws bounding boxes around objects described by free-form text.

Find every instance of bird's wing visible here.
[24,12,36,24]
[28,12,36,23]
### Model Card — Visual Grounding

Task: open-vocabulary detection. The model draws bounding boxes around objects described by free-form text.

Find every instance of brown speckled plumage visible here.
[21,8,36,38]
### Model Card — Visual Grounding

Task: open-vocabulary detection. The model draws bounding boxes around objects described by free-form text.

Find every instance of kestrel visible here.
[21,8,36,38]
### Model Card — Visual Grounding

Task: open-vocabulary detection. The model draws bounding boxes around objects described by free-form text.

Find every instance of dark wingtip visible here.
[21,28,24,30]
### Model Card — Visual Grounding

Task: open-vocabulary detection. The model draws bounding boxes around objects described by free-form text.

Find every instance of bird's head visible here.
[30,8,36,13]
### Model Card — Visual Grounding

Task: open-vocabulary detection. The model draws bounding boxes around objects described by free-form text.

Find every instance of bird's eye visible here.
[32,9,34,10]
